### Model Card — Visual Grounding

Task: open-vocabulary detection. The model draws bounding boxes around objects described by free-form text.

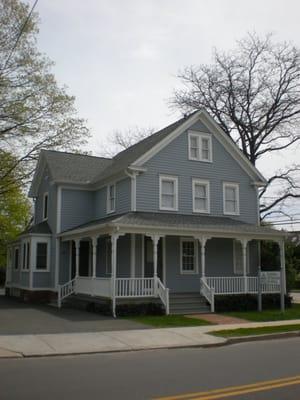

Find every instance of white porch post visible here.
[151,235,160,296]
[239,238,249,293]
[196,236,210,279]
[130,234,136,278]
[279,239,286,312]
[75,239,80,278]
[111,233,119,318]
[91,236,98,279]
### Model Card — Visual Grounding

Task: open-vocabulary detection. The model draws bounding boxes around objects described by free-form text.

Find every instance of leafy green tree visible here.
[0,0,89,193]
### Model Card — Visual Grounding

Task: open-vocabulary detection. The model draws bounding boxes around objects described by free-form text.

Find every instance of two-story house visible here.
[6,110,286,315]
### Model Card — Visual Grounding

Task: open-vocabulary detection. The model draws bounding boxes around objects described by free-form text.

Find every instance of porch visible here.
[57,212,286,315]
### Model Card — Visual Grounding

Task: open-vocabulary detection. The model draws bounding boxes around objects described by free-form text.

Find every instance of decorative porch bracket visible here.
[236,238,250,293]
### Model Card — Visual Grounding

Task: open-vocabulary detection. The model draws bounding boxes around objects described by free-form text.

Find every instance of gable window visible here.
[193,179,210,213]
[14,248,19,270]
[233,240,250,274]
[223,182,239,215]
[107,184,116,213]
[43,193,48,220]
[188,132,212,162]
[159,175,178,211]
[36,243,48,271]
[180,239,198,274]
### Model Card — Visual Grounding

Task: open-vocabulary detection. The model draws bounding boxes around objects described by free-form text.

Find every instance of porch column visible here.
[74,239,80,278]
[196,236,210,279]
[239,238,249,293]
[150,235,161,296]
[91,236,98,279]
[279,239,286,312]
[111,233,119,318]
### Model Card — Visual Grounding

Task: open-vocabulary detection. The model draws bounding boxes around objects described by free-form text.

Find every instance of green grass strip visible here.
[211,324,300,337]
[223,304,300,322]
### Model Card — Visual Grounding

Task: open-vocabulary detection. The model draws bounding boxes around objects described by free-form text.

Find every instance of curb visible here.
[225,330,300,345]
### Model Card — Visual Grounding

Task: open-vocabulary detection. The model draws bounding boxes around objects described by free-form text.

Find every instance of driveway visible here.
[0,295,149,335]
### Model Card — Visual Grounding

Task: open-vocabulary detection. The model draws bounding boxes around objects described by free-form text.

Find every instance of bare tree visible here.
[172,32,300,220]
[100,126,154,157]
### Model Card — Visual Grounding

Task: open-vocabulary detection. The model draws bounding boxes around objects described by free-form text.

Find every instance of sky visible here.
[32,0,300,229]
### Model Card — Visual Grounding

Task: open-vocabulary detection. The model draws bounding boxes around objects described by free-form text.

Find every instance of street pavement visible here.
[1,338,300,399]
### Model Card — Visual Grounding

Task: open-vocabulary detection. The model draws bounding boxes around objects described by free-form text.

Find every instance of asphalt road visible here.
[1,338,300,399]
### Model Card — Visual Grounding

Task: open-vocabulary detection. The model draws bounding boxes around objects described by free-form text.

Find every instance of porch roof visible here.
[59,212,285,240]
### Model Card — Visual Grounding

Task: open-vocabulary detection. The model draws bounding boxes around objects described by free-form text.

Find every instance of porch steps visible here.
[169,292,210,315]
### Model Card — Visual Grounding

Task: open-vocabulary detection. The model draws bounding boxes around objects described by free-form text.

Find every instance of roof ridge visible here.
[42,149,112,161]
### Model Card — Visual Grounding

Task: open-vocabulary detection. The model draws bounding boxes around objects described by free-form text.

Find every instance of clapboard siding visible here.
[136,121,258,224]
[60,189,94,232]
[35,167,57,232]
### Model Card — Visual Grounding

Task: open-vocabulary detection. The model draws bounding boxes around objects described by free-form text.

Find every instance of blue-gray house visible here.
[6,110,286,315]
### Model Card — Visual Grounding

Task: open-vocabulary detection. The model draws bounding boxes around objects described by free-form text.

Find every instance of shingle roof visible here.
[60,212,285,238]
[42,150,112,184]
[22,221,52,235]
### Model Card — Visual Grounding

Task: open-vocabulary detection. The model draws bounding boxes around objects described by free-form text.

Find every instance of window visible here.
[107,184,116,213]
[180,239,198,274]
[159,175,178,211]
[188,132,212,162]
[22,241,30,270]
[14,248,19,270]
[223,182,240,215]
[193,179,210,213]
[43,193,48,220]
[36,243,48,270]
[233,240,250,274]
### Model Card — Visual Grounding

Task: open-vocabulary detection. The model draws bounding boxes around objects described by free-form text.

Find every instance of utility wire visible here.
[2,0,39,71]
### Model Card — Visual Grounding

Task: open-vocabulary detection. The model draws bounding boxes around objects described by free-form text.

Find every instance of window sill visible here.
[34,269,50,273]
[224,211,240,216]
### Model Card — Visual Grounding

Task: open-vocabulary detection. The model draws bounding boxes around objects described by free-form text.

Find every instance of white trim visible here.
[21,239,31,271]
[130,234,136,277]
[233,240,250,275]
[192,179,210,214]
[6,284,56,291]
[56,186,62,234]
[68,241,72,281]
[188,131,212,163]
[141,234,145,278]
[32,237,51,272]
[223,182,240,216]
[42,192,49,221]
[131,110,266,184]
[159,175,178,211]
[180,238,198,274]
[13,246,20,271]
[131,174,137,212]
[106,183,116,214]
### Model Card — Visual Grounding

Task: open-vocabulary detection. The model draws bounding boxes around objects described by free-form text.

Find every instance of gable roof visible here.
[21,221,52,236]
[30,110,266,196]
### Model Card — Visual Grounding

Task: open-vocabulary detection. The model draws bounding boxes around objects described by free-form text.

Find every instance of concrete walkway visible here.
[1,319,300,358]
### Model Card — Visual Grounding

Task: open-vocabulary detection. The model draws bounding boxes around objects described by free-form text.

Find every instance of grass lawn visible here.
[211,324,300,338]
[129,315,213,328]
[223,304,300,322]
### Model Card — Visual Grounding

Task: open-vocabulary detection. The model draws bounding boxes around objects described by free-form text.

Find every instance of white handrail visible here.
[57,278,76,308]
[206,276,280,295]
[200,277,215,312]
[156,278,169,315]
[115,277,155,297]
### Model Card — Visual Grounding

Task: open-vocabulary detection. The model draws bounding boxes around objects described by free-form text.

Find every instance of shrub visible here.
[215,293,292,312]
[116,302,164,317]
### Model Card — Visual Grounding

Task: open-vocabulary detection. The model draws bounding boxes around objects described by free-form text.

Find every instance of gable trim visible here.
[131,110,266,184]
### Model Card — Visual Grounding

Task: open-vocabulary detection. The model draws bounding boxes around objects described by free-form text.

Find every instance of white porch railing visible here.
[206,276,281,295]
[157,278,170,315]
[115,277,155,297]
[75,276,111,297]
[200,278,215,312]
[58,278,76,308]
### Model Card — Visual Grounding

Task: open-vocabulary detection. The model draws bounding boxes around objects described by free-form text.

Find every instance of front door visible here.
[71,241,90,278]
[144,236,163,282]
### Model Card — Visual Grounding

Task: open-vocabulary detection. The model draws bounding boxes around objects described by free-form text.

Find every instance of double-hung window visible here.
[180,239,198,274]
[107,184,116,213]
[36,243,48,271]
[159,175,178,211]
[188,132,212,162]
[22,241,30,270]
[223,182,240,215]
[43,193,48,220]
[14,248,19,270]
[193,179,210,213]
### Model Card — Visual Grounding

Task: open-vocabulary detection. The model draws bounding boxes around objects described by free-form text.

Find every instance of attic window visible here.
[188,132,212,162]
[107,184,116,213]
[43,193,48,220]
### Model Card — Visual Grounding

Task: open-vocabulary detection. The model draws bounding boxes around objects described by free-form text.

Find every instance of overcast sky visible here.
[33,0,300,229]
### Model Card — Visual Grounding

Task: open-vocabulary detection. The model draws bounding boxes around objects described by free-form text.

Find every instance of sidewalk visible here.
[1,319,300,358]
